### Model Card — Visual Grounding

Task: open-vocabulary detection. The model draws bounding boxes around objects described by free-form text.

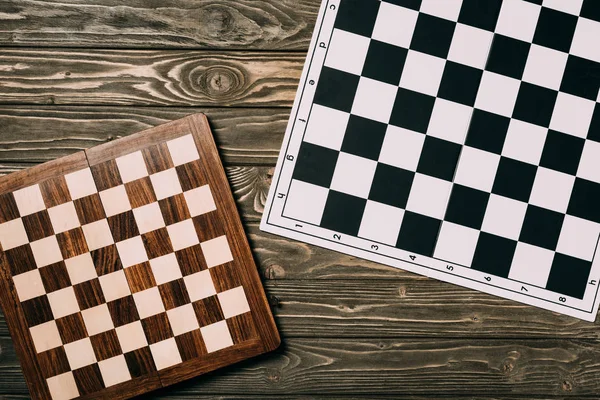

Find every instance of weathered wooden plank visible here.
[0,396,591,400]
[0,49,302,106]
[0,0,319,50]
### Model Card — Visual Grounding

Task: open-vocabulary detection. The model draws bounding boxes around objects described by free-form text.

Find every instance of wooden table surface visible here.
[1,1,599,399]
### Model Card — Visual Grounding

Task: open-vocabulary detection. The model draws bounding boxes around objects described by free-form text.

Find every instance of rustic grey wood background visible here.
[1,1,599,399]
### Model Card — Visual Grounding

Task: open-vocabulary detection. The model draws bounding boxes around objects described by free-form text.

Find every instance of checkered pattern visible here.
[283,0,600,301]
[0,134,251,400]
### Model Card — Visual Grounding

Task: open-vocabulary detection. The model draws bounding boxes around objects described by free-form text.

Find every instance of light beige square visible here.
[13,269,45,302]
[132,202,165,234]
[82,304,114,336]
[201,235,233,268]
[82,219,114,251]
[132,287,165,319]
[98,355,132,388]
[115,321,148,353]
[167,219,199,252]
[167,134,200,166]
[13,184,45,216]
[48,202,80,234]
[184,185,217,217]
[0,218,29,250]
[99,185,132,217]
[65,253,97,285]
[150,168,183,200]
[167,304,199,336]
[64,338,97,370]
[218,286,251,319]
[184,270,216,302]
[149,338,182,370]
[116,236,149,268]
[30,320,62,353]
[149,253,182,285]
[116,151,148,183]
[30,235,63,268]
[47,372,79,400]
[99,270,131,302]
[200,320,233,353]
[47,287,80,319]
[65,168,97,200]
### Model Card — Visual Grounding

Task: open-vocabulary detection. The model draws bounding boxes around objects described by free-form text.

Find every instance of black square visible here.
[533,7,578,52]
[341,115,387,160]
[107,211,139,243]
[396,211,441,257]
[485,34,531,80]
[588,104,600,143]
[292,142,339,188]
[560,55,600,101]
[368,164,415,209]
[410,13,456,58]
[512,82,558,127]
[390,88,435,133]
[458,0,503,31]
[568,178,600,223]
[383,0,422,10]
[445,185,490,230]
[465,109,510,154]
[362,40,407,85]
[22,211,54,242]
[523,0,542,4]
[546,254,593,299]
[492,157,537,202]
[417,136,462,181]
[334,0,381,37]
[313,66,360,113]
[437,61,483,106]
[540,130,585,175]
[581,1,600,22]
[519,205,565,250]
[471,233,517,278]
[320,190,367,236]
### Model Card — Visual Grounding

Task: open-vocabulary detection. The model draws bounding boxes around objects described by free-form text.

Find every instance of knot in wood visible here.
[264,264,285,279]
[194,66,244,100]
[201,5,235,36]
[562,380,574,392]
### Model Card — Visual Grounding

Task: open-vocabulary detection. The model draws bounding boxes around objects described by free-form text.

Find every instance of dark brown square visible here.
[125,177,156,209]
[74,194,105,225]
[227,313,257,344]
[73,279,106,310]
[158,279,191,310]
[175,245,207,276]
[210,263,242,293]
[141,228,173,259]
[4,244,37,276]
[56,228,89,259]
[124,262,156,293]
[91,245,123,276]
[21,295,54,327]
[124,347,157,378]
[107,296,139,327]
[159,194,191,225]
[0,192,20,222]
[192,213,226,243]
[55,312,88,344]
[175,330,206,361]
[22,211,54,242]
[39,261,71,293]
[90,329,123,361]
[141,313,173,344]
[143,143,174,175]
[192,296,224,327]
[90,160,122,192]
[37,347,71,379]
[107,210,140,243]
[39,176,72,208]
[73,363,105,395]
[176,160,208,192]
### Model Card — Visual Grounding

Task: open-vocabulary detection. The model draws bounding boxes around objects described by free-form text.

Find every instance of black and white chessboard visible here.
[261,0,600,321]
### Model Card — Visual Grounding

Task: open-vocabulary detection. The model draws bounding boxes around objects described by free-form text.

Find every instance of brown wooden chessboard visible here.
[0,114,280,400]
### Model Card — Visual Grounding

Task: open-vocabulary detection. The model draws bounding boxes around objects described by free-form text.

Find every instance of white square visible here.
[116,321,148,353]
[378,126,425,171]
[557,215,600,262]
[448,23,494,69]
[167,219,199,251]
[184,185,217,217]
[304,105,350,151]
[406,174,452,219]
[99,270,131,302]
[116,151,149,183]
[116,236,148,268]
[64,338,97,370]
[509,242,555,287]
[420,0,462,21]
[167,304,200,336]
[81,304,114,336]
[65,168,97,201]
[351,77,398,123]
[48,202,80,234]
[372,2,418,47]
[99,186,131,217]
[201,235,234,268]
[283,180,329,225]
[30,321,62,353]
[454,147,500,192]
[0,218,28,251]
[399,51,446,97]
[200,320,234,353]
[495,0,541,42]
[542,0,583,15]
[133,202,165,234]
[218,286,251,319]
[330,152,377,198]
[357,201,404,246]
[550,92,596,139]
[13,184,45,216]
[150,338,182,370]
[47,287,80,319]
[481,194,528,240]
[133,287,165,318]
[167,134,200,167]
[150,168,183,201]
[522,45,568,91]
[82,219,114,251]
[149,253,182,285]
[65,253,97,285]
[98,355,132,387]
[578,140,600,184]
[427,98,473,144]
[13,269,45,302]
[502,119,548,165]
[475,72,521,117]
[184,270,217,302]
[571,18,600,63]
[324,29,370,75]
[434,222,480,266]
[529,168,575,213]
[30,236,63,268]
[47,372,79,400]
